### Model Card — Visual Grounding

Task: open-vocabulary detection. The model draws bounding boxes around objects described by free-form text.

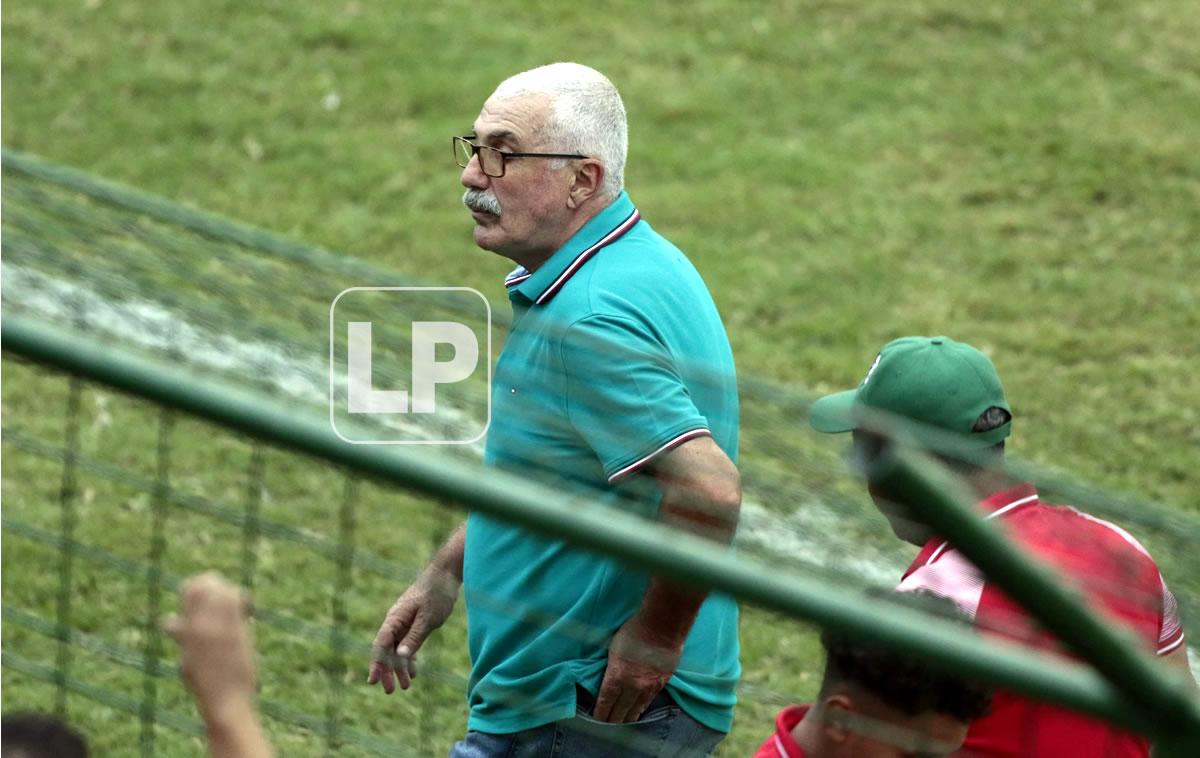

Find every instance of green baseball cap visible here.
[810,336,1011,447]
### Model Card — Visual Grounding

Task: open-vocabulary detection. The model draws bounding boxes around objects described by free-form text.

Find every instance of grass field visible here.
[3,0,1199,755]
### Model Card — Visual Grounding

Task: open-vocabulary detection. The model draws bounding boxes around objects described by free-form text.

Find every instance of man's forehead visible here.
[472,94,551,143]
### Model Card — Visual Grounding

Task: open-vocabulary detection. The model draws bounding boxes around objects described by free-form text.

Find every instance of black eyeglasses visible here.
[452,135,588,178]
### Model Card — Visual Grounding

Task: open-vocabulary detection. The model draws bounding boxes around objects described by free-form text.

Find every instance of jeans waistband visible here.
[575,684,676,716]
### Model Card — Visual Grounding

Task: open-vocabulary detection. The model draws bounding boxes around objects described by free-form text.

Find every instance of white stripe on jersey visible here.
[899,549,987,620]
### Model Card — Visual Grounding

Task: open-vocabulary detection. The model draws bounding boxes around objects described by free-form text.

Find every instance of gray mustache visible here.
[463,189,502,216]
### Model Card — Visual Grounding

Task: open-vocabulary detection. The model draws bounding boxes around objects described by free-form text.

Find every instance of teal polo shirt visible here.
[463,191,741,735]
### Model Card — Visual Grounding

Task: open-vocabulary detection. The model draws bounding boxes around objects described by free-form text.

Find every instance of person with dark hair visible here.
[754,592,992,757]
[808,336,1197,757]
[1,712,89,758]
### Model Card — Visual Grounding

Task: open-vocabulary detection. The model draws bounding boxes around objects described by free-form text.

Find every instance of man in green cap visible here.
[809,336,1196,757]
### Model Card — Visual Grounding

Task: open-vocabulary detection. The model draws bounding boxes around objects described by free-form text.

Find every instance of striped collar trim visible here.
[922,485,1040,567]
[774,735,794,758]
[534,208,639,304]
[499,205,641,303]
[504,267,531,288]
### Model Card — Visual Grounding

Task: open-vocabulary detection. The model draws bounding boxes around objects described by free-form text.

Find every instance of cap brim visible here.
[809,389,859,433]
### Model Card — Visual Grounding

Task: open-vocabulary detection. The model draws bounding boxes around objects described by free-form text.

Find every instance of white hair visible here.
[490,62,627,200]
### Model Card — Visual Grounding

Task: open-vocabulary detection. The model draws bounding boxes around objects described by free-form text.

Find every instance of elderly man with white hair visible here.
[368,63,742,757]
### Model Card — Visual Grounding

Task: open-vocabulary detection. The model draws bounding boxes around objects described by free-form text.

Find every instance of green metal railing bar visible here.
[870,446,1200,743]
[1,314,1173,738]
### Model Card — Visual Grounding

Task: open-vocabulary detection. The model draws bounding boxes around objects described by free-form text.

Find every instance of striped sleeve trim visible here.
[607,428,711,484]
[1158,575,1185,655]
[898,550,987,621]
[1159,635,1186,656]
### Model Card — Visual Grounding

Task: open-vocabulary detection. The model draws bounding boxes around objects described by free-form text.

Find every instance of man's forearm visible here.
[428,523,466,581]
[203,696,273,758]
[632,484,740,646]
[632,578,706,647]
[657,490,740,546]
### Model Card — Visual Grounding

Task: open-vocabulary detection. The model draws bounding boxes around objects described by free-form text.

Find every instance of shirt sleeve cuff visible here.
[606,427,712,484]
[1158,630,1185,656]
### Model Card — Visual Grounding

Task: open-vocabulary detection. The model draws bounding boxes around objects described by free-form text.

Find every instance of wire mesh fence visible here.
[4,149,1199,755]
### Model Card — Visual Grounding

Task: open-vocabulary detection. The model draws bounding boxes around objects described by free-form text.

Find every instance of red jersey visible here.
[754,704,810,758]
[898,483,1184,757]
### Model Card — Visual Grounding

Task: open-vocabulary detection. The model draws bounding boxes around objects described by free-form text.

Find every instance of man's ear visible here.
[821,694,855,744]
[567,159,604,208]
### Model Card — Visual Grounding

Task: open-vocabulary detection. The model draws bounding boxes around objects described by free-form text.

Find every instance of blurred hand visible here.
[164,572,255,717]
[593,615,683,723]
[367,569,460,694]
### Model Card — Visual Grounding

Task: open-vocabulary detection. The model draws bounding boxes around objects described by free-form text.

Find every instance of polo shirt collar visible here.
[976,482,1040,518]
[907,482,1041,572]
[769,704,810,758]
[503,191,640,305]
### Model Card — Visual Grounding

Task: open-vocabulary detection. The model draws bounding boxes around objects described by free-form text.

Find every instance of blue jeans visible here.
[449,691,724,757]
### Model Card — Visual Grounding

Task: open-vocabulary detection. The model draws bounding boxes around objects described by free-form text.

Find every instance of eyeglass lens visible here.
[454,138,504,177]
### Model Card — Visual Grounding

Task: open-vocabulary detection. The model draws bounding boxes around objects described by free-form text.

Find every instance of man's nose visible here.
[461,154,489,190]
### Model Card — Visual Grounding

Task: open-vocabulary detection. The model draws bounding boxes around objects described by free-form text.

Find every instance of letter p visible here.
[410,321,478,414]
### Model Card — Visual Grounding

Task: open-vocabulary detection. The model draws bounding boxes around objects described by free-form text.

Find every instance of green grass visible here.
[3,0,1199,755]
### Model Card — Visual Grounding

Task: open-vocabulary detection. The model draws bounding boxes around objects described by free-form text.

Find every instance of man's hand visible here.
[164,572,256,717]
[367,568,460,694]
[590,436,739,724]
[593,614,683,723]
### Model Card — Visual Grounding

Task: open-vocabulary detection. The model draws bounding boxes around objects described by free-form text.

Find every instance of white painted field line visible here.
[2,264,486,452]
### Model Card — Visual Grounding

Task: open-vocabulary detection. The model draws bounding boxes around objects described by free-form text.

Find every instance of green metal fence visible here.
[6,314,1199,733]
[4,149,1198,755]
